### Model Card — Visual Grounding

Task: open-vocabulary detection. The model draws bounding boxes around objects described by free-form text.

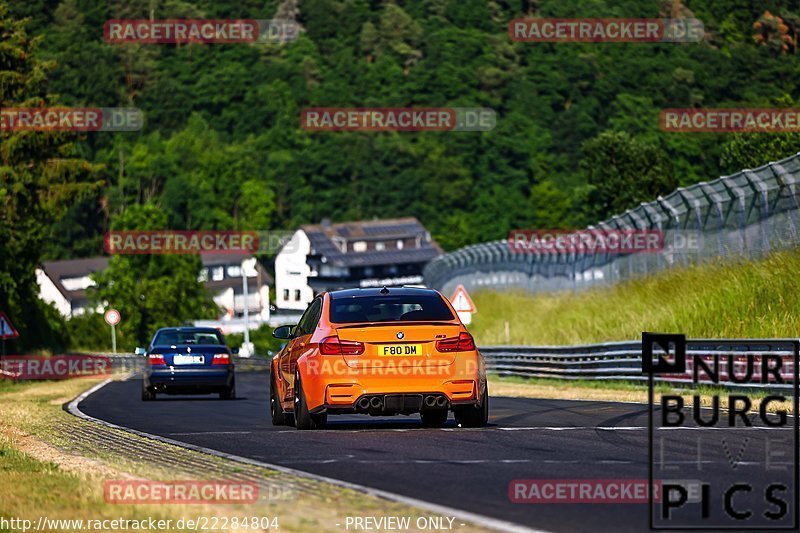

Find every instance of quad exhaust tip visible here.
[357,394,447,412]
[357,397,371,411]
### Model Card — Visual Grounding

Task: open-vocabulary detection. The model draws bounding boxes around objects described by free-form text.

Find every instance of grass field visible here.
[470,248,800,346]
[487,375,794,414]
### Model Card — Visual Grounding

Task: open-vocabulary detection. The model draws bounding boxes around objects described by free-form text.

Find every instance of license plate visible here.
[173,355,205,365]
[379,344,422,356]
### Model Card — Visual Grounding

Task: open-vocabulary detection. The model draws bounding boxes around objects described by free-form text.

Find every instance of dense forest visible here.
[4,0,800,350]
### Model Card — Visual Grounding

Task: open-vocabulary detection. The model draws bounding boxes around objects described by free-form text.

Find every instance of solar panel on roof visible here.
[363,223,420,235]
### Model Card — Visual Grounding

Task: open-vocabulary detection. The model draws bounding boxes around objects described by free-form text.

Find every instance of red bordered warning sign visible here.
[0,312,20,339]
[449,285,476,313]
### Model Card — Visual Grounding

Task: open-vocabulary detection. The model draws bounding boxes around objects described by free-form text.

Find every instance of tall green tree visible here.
[0,3,102,352]
[581,131,677,221]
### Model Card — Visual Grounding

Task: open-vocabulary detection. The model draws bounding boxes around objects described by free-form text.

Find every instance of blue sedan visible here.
[139,327,236,401]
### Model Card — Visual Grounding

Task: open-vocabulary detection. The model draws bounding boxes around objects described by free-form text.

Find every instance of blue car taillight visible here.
[212,353,230,365]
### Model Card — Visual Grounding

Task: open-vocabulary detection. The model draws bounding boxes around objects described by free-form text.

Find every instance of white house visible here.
[37,254,271,324]
[36,257,109,317]
[274,217,441,310]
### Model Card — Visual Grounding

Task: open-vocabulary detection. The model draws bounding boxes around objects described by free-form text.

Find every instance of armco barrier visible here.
[0,354,270,380]
[4,345,792,392]
[100,354,271,374]
[481,339,798,391]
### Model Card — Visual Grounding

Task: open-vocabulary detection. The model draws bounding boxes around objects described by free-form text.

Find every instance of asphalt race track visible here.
[79,372,796,532]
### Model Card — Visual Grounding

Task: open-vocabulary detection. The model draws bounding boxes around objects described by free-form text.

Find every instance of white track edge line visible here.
[65,379,550,533]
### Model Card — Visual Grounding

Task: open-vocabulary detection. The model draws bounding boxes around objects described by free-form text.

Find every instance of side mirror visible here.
[134,347,146,356]
[231,347,239,356]
[272,325,294,340]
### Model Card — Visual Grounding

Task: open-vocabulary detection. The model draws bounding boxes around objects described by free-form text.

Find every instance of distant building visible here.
[274,217,441,310]
[36,257,109,318]
[36,254,271,324]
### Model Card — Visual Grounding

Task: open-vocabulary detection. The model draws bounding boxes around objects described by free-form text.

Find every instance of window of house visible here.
[396,240,404,249]
[294,289,301,301]
[283,289,290,301]
[375,242,386,251]
[227,265,241,277]
[197,268,209,283]
[211,267,224,281]
[353,241,367,252]
[61,276,95,291]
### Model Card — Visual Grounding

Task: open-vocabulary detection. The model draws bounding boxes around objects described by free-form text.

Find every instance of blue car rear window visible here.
[153,330,225,346]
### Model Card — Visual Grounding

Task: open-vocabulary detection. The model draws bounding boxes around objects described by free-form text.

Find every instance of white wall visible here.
[274,229,314,310]
[214,287,235,317]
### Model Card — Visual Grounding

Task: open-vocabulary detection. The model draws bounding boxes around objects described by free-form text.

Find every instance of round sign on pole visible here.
[104,309,121,326]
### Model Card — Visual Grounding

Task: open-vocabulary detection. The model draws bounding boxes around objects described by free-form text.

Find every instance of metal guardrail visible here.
[425,152,800,295]
[100,354,271,374]
[0,353,271,380]
[480,339,798,391]
[4,345,794,393]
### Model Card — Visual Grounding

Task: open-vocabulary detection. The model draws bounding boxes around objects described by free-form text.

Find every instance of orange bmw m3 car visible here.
[269,287,488,430]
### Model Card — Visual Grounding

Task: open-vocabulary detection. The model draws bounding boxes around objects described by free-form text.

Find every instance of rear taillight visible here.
[148,353,166,365]
[320,336,365,355]
[436,332,475,352]
[212,353,230,365]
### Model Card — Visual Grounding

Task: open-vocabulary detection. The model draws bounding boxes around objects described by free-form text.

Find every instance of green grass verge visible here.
[471,248,800,346]
[490,374,782,399]
[491,374,669,392]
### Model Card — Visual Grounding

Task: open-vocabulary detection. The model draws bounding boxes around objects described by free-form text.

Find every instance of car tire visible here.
[141,382,155,401]
[420,408,448,427]
[270,375,291,426]
[220,379,236,400]
[294,374,326,430]
[454,385,489,428]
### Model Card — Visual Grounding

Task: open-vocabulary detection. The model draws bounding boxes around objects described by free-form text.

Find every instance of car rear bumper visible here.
[144,367,234,393]
[300,353,484,412]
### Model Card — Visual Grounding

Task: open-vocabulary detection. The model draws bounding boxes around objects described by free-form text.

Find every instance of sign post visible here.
[104,309,121,354]
[240,258,258,358]
[449,285,477,325]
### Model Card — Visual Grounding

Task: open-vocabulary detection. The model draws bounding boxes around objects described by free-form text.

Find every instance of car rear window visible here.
[153,330,225,346]
[330,294,454,323]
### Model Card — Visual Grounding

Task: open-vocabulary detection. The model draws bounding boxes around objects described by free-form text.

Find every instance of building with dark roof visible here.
[274,217,441,310]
